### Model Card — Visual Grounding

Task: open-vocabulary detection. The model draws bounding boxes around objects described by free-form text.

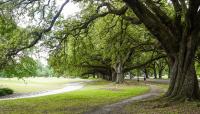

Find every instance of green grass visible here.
[0,77,84,93]
[110,80,200,114]
[123,98,200,114]
[0,80,149,114]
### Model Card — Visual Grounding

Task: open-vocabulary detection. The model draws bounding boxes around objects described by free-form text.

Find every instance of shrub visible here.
[0,88,14,96]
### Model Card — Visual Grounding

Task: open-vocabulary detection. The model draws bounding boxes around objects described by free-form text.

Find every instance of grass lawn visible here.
[0,80,149,114]
[0,77,84,93]
[116,80,200,114]
[123,98,200,114]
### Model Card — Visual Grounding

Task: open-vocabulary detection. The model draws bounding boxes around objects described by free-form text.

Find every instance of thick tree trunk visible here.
[93,74,95,78]
[166,54,200,100]
[116,73,124,84]
[143,67,149,79]
[107,75,112,81]
[102,74,106,80]
[97,74,100,79]
[153,63,157,79]
[128,72,133,79]
[168,63,171,79]
[158,69,163,79]
[112,71,117,82]
[130,73,134,79]
[123,0,200,101]
[116,63,124,84]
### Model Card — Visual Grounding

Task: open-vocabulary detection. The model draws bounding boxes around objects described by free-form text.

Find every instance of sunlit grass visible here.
[0,80,149,114]
[0,77,85,93]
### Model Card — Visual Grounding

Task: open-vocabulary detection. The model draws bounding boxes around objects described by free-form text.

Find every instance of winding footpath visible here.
[0,80,164,114]
[0,81,86,100]
[85,84,164,114]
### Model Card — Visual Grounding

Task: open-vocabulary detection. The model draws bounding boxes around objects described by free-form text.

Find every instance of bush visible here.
[0,88,14,96]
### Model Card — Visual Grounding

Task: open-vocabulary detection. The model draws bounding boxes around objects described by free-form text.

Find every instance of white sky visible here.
[58,0,80,18]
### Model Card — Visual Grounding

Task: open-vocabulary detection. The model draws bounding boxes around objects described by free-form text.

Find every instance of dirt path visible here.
[0,81,87,100]
[85,84,164,114]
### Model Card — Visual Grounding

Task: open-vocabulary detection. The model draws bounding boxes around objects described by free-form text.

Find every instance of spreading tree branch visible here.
[124,55,167,72]
[6,0,69,58]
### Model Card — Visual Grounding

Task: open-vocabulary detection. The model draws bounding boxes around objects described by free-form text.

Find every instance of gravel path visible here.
[85,84,164,114]
[0,81,86,100]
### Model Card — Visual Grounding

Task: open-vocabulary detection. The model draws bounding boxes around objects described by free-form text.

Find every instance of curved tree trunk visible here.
[123,0,200,100]
[166,52,200,100]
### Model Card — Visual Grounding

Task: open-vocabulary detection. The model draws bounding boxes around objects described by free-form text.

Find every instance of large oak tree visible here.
[2,0,200,100]
[123,0,200,100]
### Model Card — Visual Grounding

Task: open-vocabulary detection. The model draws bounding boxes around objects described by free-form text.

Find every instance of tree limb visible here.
[124,55,167,72]
[6,0,69,57]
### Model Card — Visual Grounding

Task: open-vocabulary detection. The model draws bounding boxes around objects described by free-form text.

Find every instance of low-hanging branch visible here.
[81,68,111,77]
[124,55,167,72]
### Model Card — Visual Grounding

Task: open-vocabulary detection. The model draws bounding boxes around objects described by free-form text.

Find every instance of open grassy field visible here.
[1,78,199,114]
[123,98,200,114]
[114,80,200,114]
[0,77,85,93]
[0,79,149,114]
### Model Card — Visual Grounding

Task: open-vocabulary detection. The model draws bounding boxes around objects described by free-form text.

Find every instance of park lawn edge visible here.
[0,80,150,114]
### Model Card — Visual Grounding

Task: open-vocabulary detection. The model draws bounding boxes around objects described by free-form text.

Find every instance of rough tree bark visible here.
[167,60,171,79]
[123,0,200,100]
[129,72,134,79]
[111,70,117,82]
[153,63,157,79]
[158,65,164,79]
[143,67,149,79]
[166,48,200,100]
[115,62,124,84]
[157,59,166,79]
